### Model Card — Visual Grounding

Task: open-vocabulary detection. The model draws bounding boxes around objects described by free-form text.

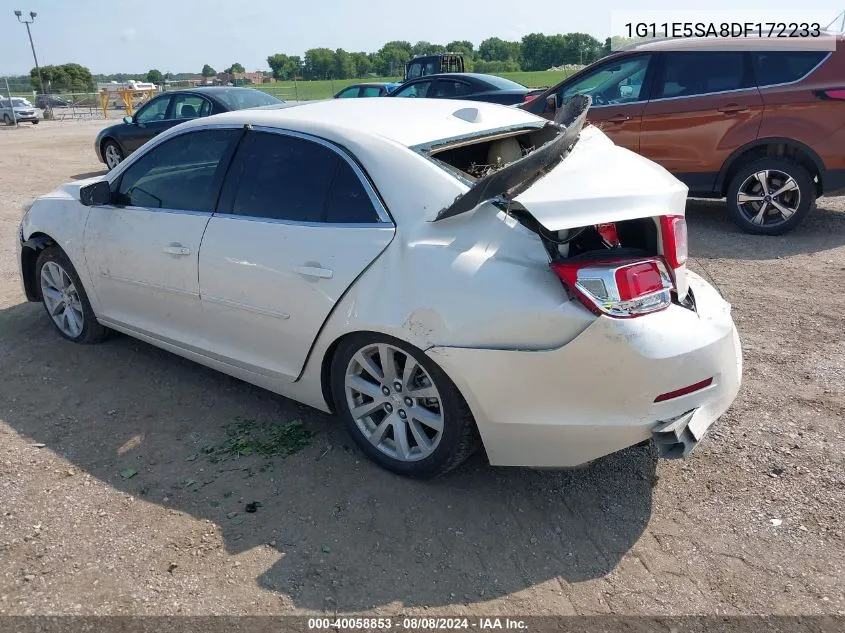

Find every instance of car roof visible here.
[343,82,392,88]
[405,73,495,82]
[194,97,544,148]
[616,32,843,53]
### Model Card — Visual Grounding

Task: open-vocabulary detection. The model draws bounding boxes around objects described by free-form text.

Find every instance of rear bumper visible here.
[427,271,742,468]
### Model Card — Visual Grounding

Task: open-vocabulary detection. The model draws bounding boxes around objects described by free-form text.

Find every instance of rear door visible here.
[548,54,655,153]
[639,51,764,194]
[391,80,435,99]
[429,79,474,99]
[197,129,395,380]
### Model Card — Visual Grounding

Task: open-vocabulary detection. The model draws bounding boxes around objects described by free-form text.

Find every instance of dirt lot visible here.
[0,120,843,617]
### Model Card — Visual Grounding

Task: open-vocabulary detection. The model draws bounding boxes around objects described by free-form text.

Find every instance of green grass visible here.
[251,69,576,101]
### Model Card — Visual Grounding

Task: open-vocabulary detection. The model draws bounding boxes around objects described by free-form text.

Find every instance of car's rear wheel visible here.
[726,157,814,235]
[331,333,479,478]
[36,247,108,344]
[32,120,39,125]
[102,140,124,170]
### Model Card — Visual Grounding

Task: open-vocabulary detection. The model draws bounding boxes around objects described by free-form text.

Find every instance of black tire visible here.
[3,114,12,126]
[32,120,39,125]
[726,157,814,235]
[35,247,109,344]
[330,332,480,478]
[102,139,124,171]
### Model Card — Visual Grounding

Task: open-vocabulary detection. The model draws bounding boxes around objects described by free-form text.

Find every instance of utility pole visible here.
[14,9,51,118]
[4,77,18,126]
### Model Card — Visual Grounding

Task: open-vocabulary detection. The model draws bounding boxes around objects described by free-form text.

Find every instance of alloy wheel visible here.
[344,343,444,462]
[40,260,84,338]
[104,144,122,169]
[736,169,801,228]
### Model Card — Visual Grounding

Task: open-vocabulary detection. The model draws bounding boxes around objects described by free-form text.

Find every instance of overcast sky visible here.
[0,0,843,75]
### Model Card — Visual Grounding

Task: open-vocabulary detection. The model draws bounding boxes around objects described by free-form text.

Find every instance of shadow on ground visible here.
[70,170,107,180]
[0,300,656,611]
[685,197,845,260]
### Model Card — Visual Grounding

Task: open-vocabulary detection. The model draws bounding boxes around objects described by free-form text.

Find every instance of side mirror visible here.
[123,115,134,124]
[546,94,558,111]
[79,180,111,206]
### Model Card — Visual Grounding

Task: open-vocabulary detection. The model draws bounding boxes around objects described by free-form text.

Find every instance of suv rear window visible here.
[751,51,827,87]
[657,52,752,98]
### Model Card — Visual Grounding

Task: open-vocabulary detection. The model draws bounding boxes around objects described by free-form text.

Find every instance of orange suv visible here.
[521,36,845,234]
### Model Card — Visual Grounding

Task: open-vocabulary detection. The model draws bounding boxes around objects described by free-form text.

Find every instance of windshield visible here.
[214,89,283,110]
[481,75,527,90]
[2,99,30,108]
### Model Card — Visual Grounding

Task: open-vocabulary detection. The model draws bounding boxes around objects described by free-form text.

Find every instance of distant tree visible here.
[267,54,302,80]
[351,52,373,77]
[375,41,412,76]
[224,62,245,74]
[478,37,521,63]
[303,48,336,79]
[201,64,216,77]
[445,40,474,57]
[32,63,93,91]
[146,69,163,84]
[333,49,355,79]
[411,41,446,57]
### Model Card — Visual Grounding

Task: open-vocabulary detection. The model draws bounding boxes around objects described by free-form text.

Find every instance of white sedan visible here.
[17,97,742,478]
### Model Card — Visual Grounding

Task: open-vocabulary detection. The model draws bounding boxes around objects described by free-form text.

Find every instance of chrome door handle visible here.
[718,104,748,114]
[607,114,631,123]
[294,265,333,279]
[163,244,191,256]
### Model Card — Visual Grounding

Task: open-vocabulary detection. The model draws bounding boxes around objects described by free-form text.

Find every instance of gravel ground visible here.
[0,120,843,616]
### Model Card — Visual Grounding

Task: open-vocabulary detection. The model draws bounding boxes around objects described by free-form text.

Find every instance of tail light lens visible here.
[522,93,538,103]
[551,257,674,318]
[659,215,687,269]
[595,222,620,247]
[816,89,845,100]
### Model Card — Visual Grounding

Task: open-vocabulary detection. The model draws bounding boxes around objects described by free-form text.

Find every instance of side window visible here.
[561,55,651,104]
[752,51,827,87]
[135,96,171,123]
[171,94,209,119]
[115,129,239,211]
[657,52,750,99]
[360,86,382,97]
[431,81,472,98]
[393,81,432,98]
[337,87,360,98]
[231,133,339,222]
[325,161,380,223]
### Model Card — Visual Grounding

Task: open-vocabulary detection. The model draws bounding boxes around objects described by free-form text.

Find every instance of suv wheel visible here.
[726,157,814,235]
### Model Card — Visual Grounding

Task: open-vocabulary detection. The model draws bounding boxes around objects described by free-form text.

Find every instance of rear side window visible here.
[229,132,380,223]
[752,51,827,86]
[360,86,383,97]
[657,52,752,98]
[325,161,380,223]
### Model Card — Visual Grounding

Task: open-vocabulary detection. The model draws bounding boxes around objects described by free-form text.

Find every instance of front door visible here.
[83,128,241,343]
[541,54,655,153]
[198,130,395,381]
[639,51,764,194]
[121,95,174,153]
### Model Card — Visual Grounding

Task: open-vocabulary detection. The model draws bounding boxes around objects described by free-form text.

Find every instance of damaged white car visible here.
[17,96,742,477]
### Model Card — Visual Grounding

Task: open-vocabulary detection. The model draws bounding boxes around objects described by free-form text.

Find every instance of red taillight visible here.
[659,215,687,269]
[654,377,714,403]
[523,93,538,103]
[550,257,674,318]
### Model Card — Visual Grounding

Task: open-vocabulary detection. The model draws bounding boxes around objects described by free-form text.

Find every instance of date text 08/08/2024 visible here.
[624,21,822,39]
[307,617,527,630]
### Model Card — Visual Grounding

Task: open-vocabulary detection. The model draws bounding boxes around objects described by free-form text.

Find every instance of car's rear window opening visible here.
[427,125,560,181]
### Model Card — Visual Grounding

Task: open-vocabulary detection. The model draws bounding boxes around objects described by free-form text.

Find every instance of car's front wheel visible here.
[102,140,124,170]
[331,333,479,478]
[726,157,814,235]
[36,247,108,344]
[3,114,12,126]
